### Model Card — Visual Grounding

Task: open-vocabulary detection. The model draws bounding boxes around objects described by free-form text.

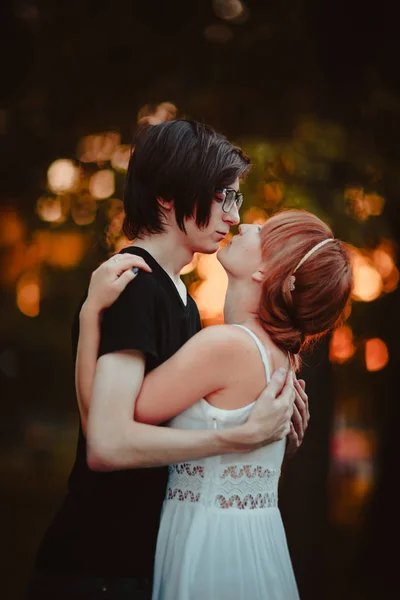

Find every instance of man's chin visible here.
[196,242,221,255]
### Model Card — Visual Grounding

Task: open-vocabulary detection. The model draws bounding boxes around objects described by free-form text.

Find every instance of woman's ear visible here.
[251,269,264,283]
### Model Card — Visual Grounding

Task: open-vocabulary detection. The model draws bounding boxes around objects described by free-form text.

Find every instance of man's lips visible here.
[217,232,233,247]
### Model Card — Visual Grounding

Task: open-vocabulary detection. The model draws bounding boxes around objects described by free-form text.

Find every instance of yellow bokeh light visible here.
[111,145,131,172]
[89,169,115,199]
[329,325,356,364]
[36,196,65,223]
[365,338,389,372]
[16,271,40,317]
[47,159,79,194]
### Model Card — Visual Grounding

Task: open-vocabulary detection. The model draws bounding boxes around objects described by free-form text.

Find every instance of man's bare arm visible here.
[86,351,294,471]
[75,253,152,433]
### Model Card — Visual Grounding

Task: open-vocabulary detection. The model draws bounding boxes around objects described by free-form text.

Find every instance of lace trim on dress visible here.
[215,492,277,509]
[166,463,280,510]
[166,463,204,504]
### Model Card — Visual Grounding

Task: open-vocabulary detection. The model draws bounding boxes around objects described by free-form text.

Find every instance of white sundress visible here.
[152,325,300,600]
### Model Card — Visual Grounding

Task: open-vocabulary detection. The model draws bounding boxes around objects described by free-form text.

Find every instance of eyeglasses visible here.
[215,188,244,213]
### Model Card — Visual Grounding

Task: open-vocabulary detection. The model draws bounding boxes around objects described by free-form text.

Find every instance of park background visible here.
[1,1,399,598]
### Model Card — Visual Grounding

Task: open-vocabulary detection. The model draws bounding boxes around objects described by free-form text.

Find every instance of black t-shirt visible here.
[35,247,202,578]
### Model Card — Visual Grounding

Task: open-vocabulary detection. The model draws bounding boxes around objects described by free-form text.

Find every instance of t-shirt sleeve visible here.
[98,272,158,360]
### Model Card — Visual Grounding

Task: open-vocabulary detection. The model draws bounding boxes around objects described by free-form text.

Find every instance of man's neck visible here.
[131,231,194,281]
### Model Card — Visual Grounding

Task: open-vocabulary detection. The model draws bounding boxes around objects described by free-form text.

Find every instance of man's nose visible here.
[223,204,240,227]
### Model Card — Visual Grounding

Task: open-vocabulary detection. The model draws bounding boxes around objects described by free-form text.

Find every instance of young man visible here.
[29,121,307,599]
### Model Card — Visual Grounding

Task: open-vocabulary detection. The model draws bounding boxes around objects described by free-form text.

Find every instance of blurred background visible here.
[1,1,399,598]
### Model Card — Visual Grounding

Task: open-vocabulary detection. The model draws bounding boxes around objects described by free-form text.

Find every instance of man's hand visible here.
[285,376,310,459]
[83,253,152,315]
[244,368,295,448]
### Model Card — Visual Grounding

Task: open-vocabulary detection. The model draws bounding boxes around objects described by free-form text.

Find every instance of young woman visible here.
[79,209,352,600]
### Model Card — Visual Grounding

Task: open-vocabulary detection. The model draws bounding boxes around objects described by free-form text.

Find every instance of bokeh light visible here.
[16,271,40,317]
[365,338,389,372]
[47,159,79,194]
[345,187,385,221]
[213,0,246,21]
[34,231,87,269]
[71,193,97,226]
[191,253,228,322]
[0,209,25,246]
[36,196,65,223]
[330,325,356,364]
[350,249,383,302]
[89,169,115,199]
[111,145,131,172]
[78,132,120,163]
[242,207,268,225]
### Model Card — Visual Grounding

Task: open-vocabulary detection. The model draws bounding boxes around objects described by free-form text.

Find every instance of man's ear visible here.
[157,197,173,211]
[251,269,264,283]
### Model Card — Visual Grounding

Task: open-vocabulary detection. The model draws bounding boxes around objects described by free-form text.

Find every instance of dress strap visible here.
[233,324,272,383]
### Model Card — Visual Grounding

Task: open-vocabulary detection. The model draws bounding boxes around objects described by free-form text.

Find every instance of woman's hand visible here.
[83,253,152,315]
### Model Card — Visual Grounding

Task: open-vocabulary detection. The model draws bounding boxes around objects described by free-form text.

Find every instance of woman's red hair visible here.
[259,210,352,361]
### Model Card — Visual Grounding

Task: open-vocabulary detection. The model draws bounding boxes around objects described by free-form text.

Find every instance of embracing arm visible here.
[75,253,152,433]
[86,348,292,471]
[75,305,101,434]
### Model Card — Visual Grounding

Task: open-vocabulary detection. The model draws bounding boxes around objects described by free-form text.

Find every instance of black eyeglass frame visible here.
[214,188,244,213]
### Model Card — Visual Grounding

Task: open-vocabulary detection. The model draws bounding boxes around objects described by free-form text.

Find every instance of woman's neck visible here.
[223,279,260,325]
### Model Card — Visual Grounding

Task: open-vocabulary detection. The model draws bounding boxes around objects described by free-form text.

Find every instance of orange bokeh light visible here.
[365,338,389,372]
[329,325,356,364]
[349,249,383,302]
[16,271,40,317]
[0,209,25,246]
[34,231,87,269]
[190,253,227,321]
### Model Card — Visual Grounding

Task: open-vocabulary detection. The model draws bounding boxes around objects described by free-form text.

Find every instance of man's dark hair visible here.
[123,120,250,239]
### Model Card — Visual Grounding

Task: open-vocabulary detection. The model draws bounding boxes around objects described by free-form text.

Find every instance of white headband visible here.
[289,238,335,291]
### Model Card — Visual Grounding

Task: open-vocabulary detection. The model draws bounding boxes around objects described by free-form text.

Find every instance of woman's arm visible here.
[134,325,247,424]
[87,348,294,471]
[75,253,152,432]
